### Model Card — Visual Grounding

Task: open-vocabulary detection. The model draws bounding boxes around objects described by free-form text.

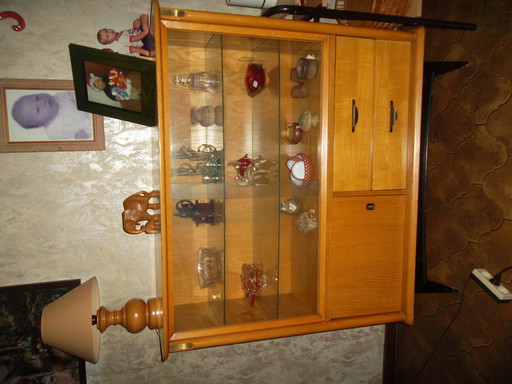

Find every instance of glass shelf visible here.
[166,28,321,334]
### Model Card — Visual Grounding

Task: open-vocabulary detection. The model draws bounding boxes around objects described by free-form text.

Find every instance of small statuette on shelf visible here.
[196,157,223,184]
[197,247,224,288]
[280,197,302,215]
[228,154,276,186]
[172,145,202,160]
[240,263,266,307]
[291,82,308,98]
[297,110,319,132]
[171,163,198,176]
[172,144,221,161]
[245,63,270,97]
[172,147,223,184]
[294,209,318,234]
[290,55,319,98]
[174,72,220,93]
[174,199,217,226]
[281,122,303,144]
[190,105,223,127]
[295,55,320,80]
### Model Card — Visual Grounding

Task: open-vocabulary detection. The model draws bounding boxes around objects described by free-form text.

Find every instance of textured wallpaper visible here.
[0,1,383,383]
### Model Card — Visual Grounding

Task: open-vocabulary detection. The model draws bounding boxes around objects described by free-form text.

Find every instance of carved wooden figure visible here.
[122,190,161,234]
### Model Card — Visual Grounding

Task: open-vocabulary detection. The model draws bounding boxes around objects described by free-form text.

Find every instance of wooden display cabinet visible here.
[154,1,423,360]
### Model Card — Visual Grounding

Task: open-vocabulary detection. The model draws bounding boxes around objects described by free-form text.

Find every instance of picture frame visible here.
[69,43,157,126]
[0,279,87,384]
[0,79,105,153]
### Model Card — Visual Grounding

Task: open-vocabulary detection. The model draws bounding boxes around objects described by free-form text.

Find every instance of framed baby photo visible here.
[0,79,105,153]
[69,43,157,126]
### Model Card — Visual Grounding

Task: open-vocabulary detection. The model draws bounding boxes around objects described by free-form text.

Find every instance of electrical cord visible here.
[490,265,512,286]
[410,275,472,383]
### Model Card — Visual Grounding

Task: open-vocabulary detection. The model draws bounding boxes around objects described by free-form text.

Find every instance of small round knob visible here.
[366,203,375,210]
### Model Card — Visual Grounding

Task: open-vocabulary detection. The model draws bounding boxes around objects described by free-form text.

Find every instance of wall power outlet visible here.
[471,269,512,303]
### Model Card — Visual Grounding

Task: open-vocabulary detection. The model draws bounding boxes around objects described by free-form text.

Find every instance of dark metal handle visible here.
[366,203,375,210]
[390,100,398,133]
[352,99,358,132]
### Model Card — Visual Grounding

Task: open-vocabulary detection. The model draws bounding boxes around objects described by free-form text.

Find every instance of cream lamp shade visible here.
[40,276,164,364]
[41,277,101,363]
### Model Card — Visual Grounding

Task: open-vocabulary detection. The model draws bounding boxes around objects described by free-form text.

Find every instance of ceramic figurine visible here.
[281,122,303,144]
[298,110,319,132]
[122,190,160,234]
[295,55,319,80]
[190,105,223,127]
[291,82,308,98]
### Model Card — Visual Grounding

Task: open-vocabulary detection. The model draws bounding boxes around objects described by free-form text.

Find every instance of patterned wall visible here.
[395,0,512,382]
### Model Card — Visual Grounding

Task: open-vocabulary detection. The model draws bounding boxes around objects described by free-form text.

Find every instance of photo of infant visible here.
[0,79,105,152]
[8,90,94,141]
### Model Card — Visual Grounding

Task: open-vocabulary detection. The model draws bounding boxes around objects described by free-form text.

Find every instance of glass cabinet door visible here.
[165,29,322,334]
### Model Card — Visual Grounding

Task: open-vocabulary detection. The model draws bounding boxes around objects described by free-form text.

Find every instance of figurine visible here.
[281,122,303,144]
[295,55,319,80]
[174,72,220,93]
[291,83,308,98]
[240,263,266,307]
[197,248,224,288]
[245,63,270,97]
[122,190,160,234]
[280,198,302,215]
[290,55,319,98]
[190,105,223,127]
[229,154,276,186]
[174,199,217,226]
[297,110,319,132]
[294,209,318,234]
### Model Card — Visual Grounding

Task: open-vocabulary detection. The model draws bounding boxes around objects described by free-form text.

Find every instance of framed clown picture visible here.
[69,44,157,126]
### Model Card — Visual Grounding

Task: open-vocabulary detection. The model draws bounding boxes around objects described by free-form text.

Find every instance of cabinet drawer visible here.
[328,195,405,318]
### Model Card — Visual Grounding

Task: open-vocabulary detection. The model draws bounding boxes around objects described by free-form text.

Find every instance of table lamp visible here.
[41,277,163,363]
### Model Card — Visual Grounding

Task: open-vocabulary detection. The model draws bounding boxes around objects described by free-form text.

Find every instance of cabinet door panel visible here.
[333,36,375,192]
[372,40,411,190]
[328,195,405,318]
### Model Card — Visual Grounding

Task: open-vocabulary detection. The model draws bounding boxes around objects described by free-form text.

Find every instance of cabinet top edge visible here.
[158,7,424,42]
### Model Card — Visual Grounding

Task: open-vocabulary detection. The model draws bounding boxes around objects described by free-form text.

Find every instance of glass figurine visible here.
[197,247,224,289]
[245,63,270,97]
[174,72,220,93]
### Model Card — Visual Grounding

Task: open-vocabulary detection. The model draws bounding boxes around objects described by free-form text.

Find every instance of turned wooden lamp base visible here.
[41,277,164,364]
[96,297,164,333]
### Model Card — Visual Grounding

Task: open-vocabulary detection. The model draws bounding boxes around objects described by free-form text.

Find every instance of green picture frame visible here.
[69,43,156,126]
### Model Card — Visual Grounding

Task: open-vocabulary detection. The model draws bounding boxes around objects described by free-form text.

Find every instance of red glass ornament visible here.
[245,63,269,97]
